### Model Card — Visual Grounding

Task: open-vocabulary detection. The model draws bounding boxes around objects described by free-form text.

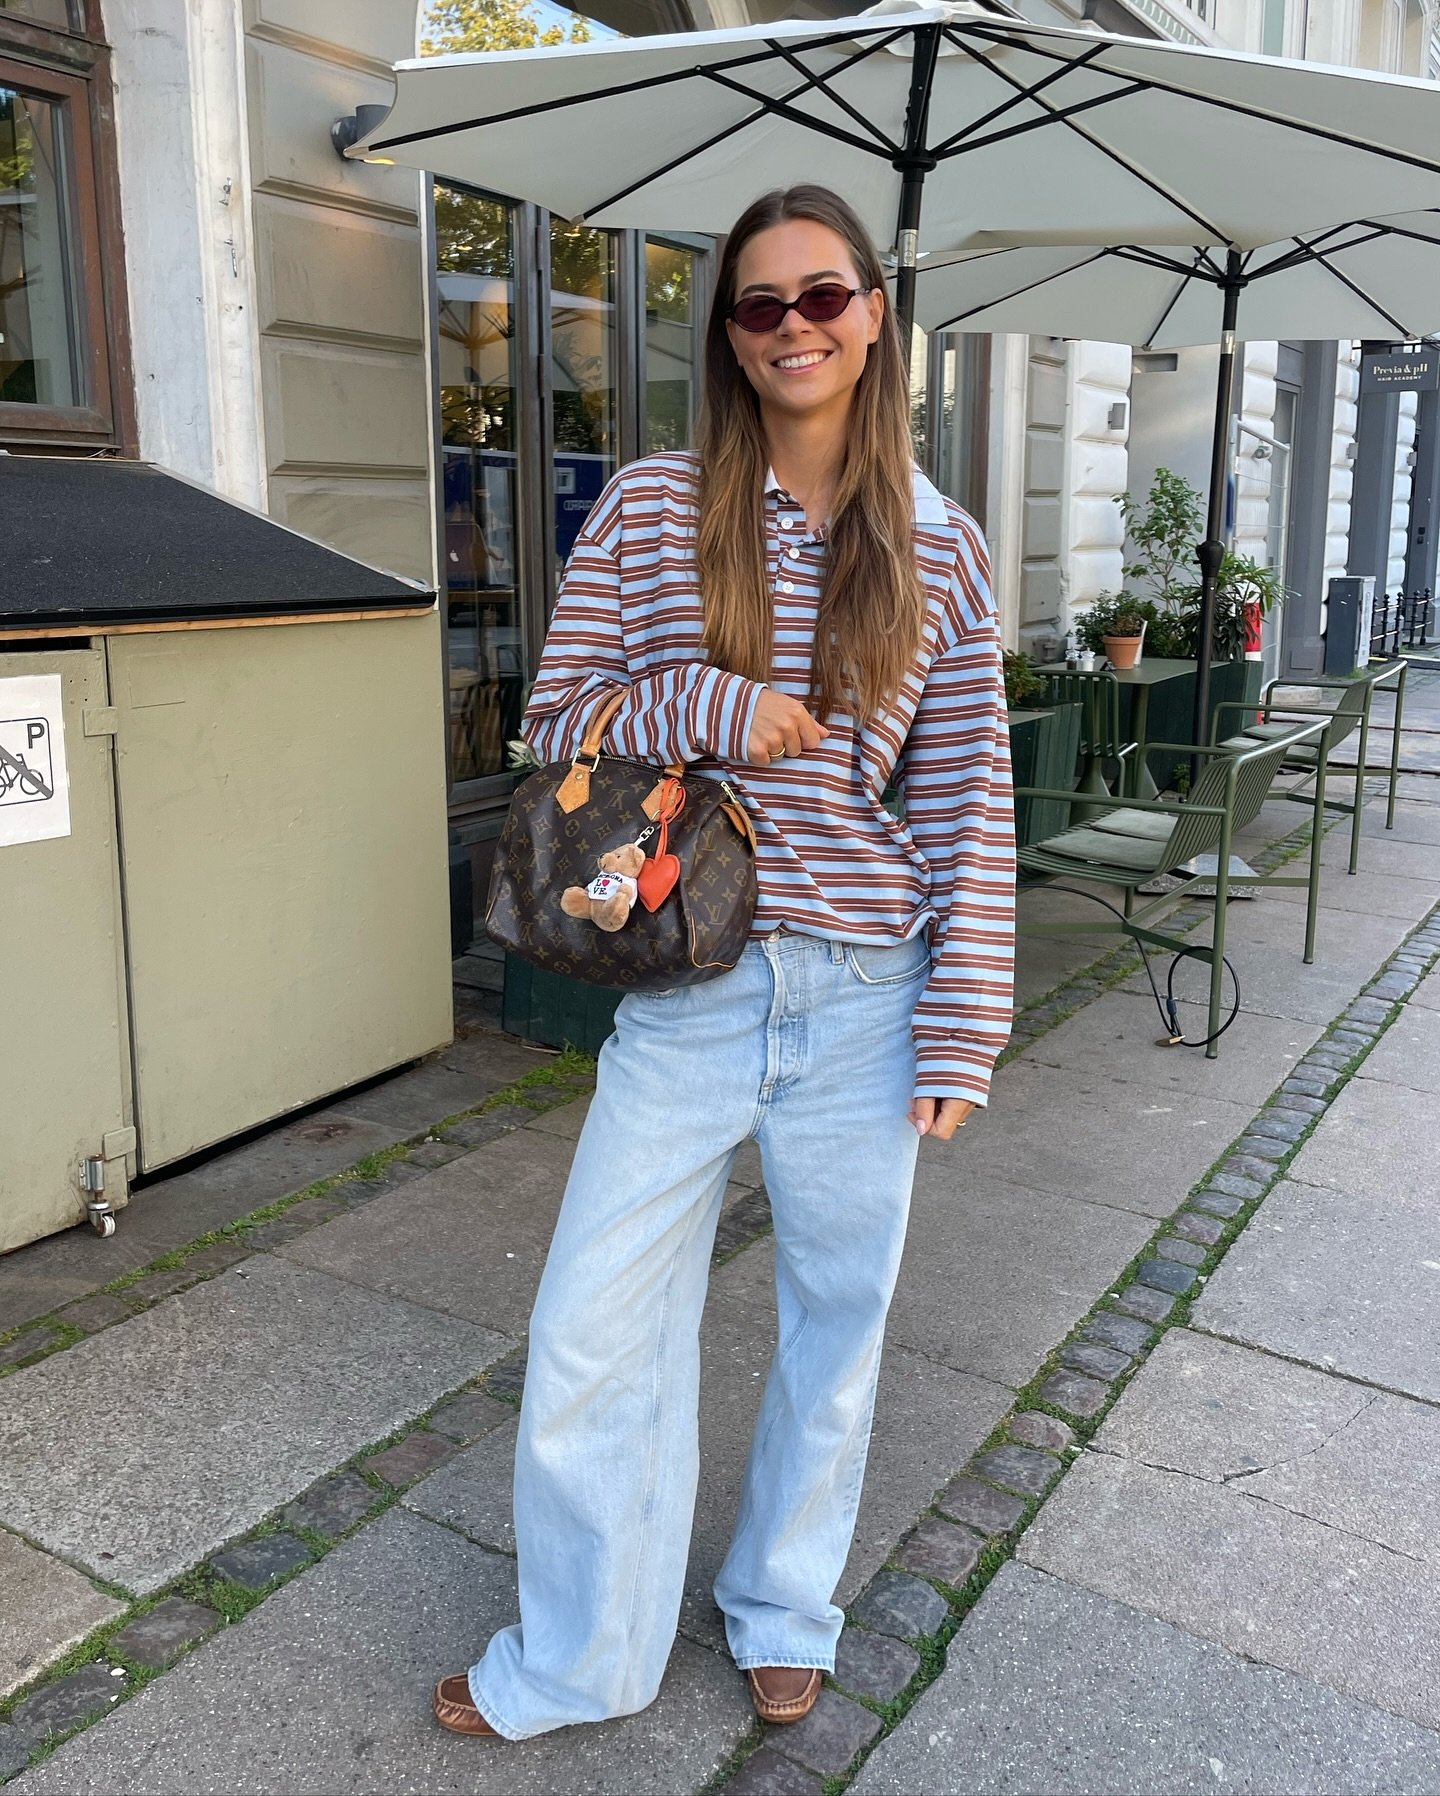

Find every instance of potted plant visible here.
[1115,469,1283,659]
[1003,648,1045,710]
[1078,593,1149,669]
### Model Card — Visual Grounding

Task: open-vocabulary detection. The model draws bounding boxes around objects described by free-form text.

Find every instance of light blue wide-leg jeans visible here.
[468,928,926,1739]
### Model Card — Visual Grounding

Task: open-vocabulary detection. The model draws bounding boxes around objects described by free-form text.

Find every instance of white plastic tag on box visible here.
[0,674,71,847]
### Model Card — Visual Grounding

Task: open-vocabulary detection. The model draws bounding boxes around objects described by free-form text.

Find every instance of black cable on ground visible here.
[1041,882,1242,1050]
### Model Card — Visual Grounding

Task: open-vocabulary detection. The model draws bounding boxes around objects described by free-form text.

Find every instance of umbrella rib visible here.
[930,40,1226,241]
[1139,254,1202,348]
[952,24,1440,183]
[556,32,904,220]
[570,32,908,219]
[698,67,894,159]
[766,42,903,155]
[1281,235,1415,337]
[366,26,884,152]
[919,247,1110,328]
[927,38,1107,153]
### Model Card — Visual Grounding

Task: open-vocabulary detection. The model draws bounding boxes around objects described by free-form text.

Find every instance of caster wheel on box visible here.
[92,1213,116,1238]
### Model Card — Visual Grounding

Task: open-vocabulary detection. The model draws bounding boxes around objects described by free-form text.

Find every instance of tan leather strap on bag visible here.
[555,687,685,814]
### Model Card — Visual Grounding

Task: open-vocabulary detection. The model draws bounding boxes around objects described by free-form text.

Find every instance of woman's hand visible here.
[909,1097,976,1140]
[746,688,829,766]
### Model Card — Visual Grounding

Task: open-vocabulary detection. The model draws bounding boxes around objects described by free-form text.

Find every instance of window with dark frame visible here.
[0,0,133,450]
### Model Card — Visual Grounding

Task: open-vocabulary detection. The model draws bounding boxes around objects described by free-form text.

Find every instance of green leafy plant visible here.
[1111,469,1282,659]
[1076,593,1150,652]
[1003,649,1045,710]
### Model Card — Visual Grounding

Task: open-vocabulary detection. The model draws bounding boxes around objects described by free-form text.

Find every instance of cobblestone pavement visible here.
[2,775,1438,1794]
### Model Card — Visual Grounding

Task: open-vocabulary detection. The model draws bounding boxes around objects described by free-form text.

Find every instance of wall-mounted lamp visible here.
[331,103,393,163]
[1107,401,1128,431]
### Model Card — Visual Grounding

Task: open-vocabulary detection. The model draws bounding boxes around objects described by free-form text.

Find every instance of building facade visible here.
[3,0,1434,913]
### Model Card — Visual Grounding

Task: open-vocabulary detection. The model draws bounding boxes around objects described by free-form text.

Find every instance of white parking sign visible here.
[0,674,71,847]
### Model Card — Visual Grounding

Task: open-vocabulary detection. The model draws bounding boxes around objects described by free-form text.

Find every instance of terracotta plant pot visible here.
[1104,624,1146,670]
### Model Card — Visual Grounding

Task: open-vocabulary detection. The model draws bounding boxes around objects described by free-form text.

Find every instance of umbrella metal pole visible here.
[891,23,941,343]
[1192,255,1243,757]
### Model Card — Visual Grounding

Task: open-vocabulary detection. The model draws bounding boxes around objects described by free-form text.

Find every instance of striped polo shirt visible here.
[522,450,1014,1106]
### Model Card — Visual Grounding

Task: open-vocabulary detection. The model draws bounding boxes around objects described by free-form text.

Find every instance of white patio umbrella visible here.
[350,0,1440,333]
[906,211,1440,741]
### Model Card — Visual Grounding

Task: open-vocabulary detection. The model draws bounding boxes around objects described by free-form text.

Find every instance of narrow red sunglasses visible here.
[729,283,873,334]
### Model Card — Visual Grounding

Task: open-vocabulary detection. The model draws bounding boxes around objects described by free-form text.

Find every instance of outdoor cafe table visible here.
[1038,657,1200,799]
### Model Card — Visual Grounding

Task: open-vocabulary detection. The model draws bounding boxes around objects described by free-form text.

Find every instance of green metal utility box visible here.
[1,458,452,1255]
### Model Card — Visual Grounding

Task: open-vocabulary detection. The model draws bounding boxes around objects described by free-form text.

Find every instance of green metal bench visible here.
[1014,721,1330,1058]
[1211,660,1406,876]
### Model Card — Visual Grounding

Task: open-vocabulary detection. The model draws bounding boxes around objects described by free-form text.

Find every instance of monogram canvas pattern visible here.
[486,757,756,989]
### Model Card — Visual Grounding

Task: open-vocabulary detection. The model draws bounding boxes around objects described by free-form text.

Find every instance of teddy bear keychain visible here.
[559,779,685,934]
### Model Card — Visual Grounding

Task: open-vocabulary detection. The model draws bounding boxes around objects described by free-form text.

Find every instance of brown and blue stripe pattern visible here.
[522,451,1014,1106]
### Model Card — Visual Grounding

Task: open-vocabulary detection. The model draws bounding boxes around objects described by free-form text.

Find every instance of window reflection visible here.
[437,186,525,784]
[0,2,80,26]
[550,220,615,566]
[645,240,695,454]
[0,84,82,408]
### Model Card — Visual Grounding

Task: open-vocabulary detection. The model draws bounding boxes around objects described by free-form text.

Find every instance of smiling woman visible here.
[437,184,1014,1747]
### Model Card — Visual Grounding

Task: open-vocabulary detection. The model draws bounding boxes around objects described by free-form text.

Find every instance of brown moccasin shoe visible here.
[433,1673,501,1737]
[746,1666,822,1724]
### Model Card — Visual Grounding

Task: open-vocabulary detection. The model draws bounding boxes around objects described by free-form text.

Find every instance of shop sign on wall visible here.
[1360,346,1440,392]
[0,675,71,847]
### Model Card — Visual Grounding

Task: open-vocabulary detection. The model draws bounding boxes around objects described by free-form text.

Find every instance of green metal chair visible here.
[1041,671,1138,804]
[1014,721,1330,1058]
[1211,660,1406,875]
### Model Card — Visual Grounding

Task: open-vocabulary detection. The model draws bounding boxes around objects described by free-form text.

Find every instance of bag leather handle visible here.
[555,685,685,813]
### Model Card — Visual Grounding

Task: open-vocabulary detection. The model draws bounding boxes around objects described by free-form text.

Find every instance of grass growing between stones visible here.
[0,1048,599,1379]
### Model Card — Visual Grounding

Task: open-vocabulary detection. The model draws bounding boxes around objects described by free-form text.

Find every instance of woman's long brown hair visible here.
[695,185,926,724]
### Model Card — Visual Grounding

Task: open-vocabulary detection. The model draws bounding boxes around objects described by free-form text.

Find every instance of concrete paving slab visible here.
[1286,1076,1440,1208]
[0,1532,123,1699]
[403,1417,519,1553]
[1194,1180,1440,1404]
[325,1043,540,1134]
[850,1562,1440,1796]
[278,1128,576,1336]
[524,1095,591,1141]
[1099,1331,1440,1565]
[1118,900,1411,1026]
[1317,832,1440,882]
[1018,1453,1440,1730]
[13,1508,752,1796]
[1415,968,1440,1011]
[0,1257,511,1594]
[1266,863,1436,921]
[887,1169,1153,1386]
[1020,991,1318,1108]
[1363,800,1440,845]
[1093,1330,1370,1482]
[950,1059,1257,1219]
[1354,1002,1440,1094]
[124,1111,404,1245]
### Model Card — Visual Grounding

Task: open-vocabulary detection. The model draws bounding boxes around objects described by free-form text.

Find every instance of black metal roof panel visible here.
[1,456,433,629]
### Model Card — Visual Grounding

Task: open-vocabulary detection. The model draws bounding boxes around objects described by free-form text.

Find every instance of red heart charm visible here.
[637,851,680,912]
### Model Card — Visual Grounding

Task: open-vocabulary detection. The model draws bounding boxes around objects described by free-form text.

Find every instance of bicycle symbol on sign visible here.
[0,740,55,803]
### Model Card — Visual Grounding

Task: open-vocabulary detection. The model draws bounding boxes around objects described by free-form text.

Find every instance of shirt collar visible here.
[763,465,949,528]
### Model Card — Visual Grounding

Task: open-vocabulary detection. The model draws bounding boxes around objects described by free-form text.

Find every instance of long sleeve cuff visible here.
[691,666,765,766]
[912,1033,1007,1108]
